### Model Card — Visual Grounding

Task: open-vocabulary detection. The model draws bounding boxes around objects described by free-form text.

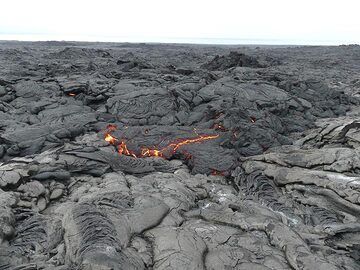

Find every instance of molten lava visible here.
[118,141,137,158]
[169,135,219,152]
[103,125,219,159]
[141,148,163,157]
[105,133,117,144]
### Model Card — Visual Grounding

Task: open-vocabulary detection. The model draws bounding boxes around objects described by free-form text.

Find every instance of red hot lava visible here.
[103,125,219,159]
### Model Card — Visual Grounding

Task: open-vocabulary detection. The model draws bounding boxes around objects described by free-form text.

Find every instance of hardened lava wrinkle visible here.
[0,43,359,270]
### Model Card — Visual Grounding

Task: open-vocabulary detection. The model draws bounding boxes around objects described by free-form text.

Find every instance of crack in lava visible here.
[104,125,219,159]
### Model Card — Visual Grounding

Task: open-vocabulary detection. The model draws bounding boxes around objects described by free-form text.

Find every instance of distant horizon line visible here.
[0,34,359,46]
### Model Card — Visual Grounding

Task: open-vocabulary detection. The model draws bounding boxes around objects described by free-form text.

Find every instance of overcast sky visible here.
[0,0,359,45]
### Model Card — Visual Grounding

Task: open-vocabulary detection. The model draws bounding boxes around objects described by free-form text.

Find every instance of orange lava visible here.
[169,134,219,152]
[118,141,137,158]
[68,93,76,96]
[104,125,219,159]
[141,148,163,157]
[105,133,117,144]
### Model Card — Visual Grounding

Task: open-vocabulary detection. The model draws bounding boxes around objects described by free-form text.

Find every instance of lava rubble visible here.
[0,41,360,269]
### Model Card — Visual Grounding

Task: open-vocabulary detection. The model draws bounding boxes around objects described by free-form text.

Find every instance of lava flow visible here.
[104,125,219,159]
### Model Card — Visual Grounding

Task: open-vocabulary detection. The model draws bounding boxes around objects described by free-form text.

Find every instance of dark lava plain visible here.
[0,41,360,269]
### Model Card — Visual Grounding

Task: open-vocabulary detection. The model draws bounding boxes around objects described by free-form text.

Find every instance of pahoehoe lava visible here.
[0,41,360,269]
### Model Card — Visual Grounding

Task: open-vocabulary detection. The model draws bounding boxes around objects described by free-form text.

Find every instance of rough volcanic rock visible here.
[0,41,359,269]
[201,51,269,70]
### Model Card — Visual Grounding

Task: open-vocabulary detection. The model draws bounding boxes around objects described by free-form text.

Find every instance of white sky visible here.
[0,0,359,45]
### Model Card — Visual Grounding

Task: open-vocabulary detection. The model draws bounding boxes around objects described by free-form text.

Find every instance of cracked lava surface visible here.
[0,41,360,269]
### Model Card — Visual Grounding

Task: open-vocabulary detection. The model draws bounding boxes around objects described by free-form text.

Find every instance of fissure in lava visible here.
[104,124,219,159]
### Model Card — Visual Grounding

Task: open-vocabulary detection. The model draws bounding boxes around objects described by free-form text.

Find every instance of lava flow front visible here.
[104,125,219,159]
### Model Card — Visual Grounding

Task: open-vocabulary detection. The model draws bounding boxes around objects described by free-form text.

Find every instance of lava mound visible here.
[201,51,279,70]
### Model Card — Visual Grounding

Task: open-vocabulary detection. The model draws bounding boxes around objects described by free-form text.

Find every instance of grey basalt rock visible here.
[145,227,207,270]
[185,203,340,270]
[17,180,45,197]
[14,81,44,100]
[0,190,17,243]
[6,208,63,267]
[0,42,360,270]
[0,85,7,96]
[0,170,21,187]
[106,87,176,124]
[63,191,169,269]
[201,51,271,70]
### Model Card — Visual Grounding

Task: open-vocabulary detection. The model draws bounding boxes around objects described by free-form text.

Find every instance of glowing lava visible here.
[103,125,219,159]
[141,148,163,157]
[169,135,219,152]
[105,133,117,144]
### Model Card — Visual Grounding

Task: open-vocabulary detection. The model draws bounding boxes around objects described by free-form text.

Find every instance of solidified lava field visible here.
[0,41,360,270]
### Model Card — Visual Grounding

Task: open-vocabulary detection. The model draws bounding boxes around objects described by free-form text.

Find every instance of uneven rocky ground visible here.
[0,41,360,269]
